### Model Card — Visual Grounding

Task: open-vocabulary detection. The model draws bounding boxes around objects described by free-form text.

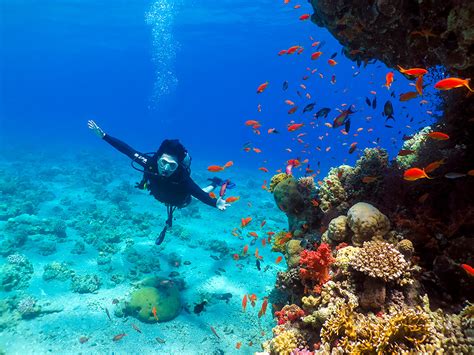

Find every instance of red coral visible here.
[274,304,305,325]
[299,243,335,292]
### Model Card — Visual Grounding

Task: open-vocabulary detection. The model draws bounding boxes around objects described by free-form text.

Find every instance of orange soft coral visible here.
[299,243,335,293]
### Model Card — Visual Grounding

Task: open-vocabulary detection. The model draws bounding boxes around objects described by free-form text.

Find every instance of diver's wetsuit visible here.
[103,134,217,208]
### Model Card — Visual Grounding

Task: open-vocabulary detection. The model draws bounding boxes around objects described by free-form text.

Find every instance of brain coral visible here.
[349,241,408,282]
[346,202,390,246]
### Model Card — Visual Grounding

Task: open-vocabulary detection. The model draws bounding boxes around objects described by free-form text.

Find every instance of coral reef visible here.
[71,274,102,294]
[269,173,291,193]
[346,202,390,246]
[0,254,34,291]
[43,262,75,282]
[122,276,180,323]
[299,243,335,293]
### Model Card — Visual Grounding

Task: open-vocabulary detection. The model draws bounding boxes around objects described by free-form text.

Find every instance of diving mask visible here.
[158,154,179,175]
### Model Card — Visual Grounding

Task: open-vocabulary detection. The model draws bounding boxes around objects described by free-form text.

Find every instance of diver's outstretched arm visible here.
[87,120,148,167]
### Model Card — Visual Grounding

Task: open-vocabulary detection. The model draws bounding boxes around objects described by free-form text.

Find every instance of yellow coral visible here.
[270,329,299,355]
[269,173,291,193]
[334,246,359,270]
[284,239,303,268]
[271,231,292,253]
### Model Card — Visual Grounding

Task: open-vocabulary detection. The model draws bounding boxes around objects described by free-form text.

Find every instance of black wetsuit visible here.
[103,134,217,208]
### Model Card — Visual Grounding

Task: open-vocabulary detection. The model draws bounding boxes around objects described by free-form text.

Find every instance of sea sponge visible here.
[349,241,408,282]
[396,239,414,260]
[284,239,303,268]
[297,176,315,193]
[123,276,180,323]
[326,215,351,242]
[346,202,390,246]
[269,173,291,193]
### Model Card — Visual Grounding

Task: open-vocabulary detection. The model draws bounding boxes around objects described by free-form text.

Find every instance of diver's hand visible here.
[216,197,230,211]
[87,120,105,138]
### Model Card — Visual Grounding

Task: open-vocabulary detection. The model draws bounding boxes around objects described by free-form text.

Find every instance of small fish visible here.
[155,337,166,344]
[311,51,323,60]
[397,149,415,156]
[415,76,423,95]
[131,323,142,333]
[256,259,261,271]
[344,119,351,133]
[152,306,158,321]
[194,300,207,315]
[460,263,474,277]
[104,307,112,321]
[236,342,242,349]
[258,297,268,318]
[299,14,310,21]
[427,132,449,140]
[327,59,337,66]
[330,52,337,59]
[424,159,446,173]
[287,45,300,55]
[288,106,298,115]
[397,66,427,77]
[223,161,233,168]
[288,123,304,131]
[444,172,467,179]
[365,97,371,107]
[362,176,378,183]
[348,142,357,154]
[384,72,394,89]
[303,103,315,113]
[208,165,224,172]
[242,294,248,312]
[256,81,269,94]
[79,336,89,344]
[225,196,240,203]
[210,326,220,339]
[399,91,418,101]
[113,333,127,342]
[403,168,432,181]
[282,80,289,90]
[315,107,331,118]
[372,97,377,109]
[242,244,248,255]
[333,108,354,128]
[275,256,283,264]
[383,100,394,120]
[434,77,473,92]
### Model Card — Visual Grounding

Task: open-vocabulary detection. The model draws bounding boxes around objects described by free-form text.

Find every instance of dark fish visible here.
[210,255,220,260]
[256,259,261,271]
[383,100,394,120]
[385,124,394,128]
[213,293,233,303]
[282,81,289,91]
[296,91,302,98]
[303,103,315,113]
[112,299,119,305]
[333,108,355,128]
[315,107,331,118]
[105,307,112,321]
[316,40,326,50]
[210,326,220,339]
[390,91,395,98]
[194,300,207,315]
[156,337,166,344]
[344,119,351,133]
[365,97,371,107]
[330,52,337,59]
[131,323,142,333]
[372,97,377,109]
[79,337,89,344]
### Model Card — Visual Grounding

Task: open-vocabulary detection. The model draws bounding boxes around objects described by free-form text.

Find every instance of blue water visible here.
[0,1,443,353]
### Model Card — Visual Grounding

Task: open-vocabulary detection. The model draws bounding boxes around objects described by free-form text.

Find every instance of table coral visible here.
[346,202,390,246]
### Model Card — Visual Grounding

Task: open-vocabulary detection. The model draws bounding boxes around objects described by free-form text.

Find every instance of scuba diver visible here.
[87,120,232,245]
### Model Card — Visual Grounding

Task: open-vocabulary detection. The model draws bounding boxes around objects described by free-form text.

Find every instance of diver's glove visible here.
[216,197,231,211]
[87,120,105,138]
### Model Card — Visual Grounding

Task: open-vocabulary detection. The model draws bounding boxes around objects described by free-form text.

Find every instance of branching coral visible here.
[299,243,335,293]
[269,329,300,355]
[349,241,408,282]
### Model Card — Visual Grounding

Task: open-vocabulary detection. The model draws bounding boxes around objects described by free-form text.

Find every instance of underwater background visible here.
[0,0,473,354]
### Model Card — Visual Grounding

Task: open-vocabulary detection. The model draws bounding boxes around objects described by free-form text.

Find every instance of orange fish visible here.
[209,192,217,199]
[399,91,418,101]
[258,297,268,318]
[267,128,278,134]
[249,231,258,238]
[249,294,257,307]
[225,196,240,203]
[241,217,252,227]
[287,45,300,55]
[285,99,295,106]
[311,51,322,60]
[327,59,337,66]
[236,342,242,349]
[427,131,449,140]
[278,49,287,56]
[275,256,283,264]
[255,247,262,260]
[384,72,394,89]
[256,82,269,94]
[259,167,268,173]
[403,168,432,181]
[152,306,158,321]
[232,254,240,260]
[208,165,224,172]
[113,333,127,342]
[261,238,266,247]
[288,123,304,131]
[245,120,259,126]
[415,76,423,95]
[242,294,247,312]
[299,14,310,21]
[223,161,233,168]
[242,245,249,255]
[253,147,262,153]
[424,159,446,173]
[310,199,319,207]
[461,263,474,276]
[397,66,427,77]
[434,77,473,92]
[288,106,298,114]
[294,4,301,9]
